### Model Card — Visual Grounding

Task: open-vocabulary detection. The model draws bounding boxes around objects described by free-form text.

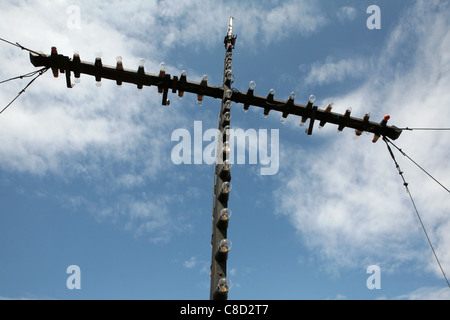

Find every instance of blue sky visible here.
[0,0,449,300]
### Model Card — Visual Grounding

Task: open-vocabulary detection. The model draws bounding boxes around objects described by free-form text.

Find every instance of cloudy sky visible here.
[1,0,449,300]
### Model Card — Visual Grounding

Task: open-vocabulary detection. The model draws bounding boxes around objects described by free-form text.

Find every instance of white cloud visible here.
[332,294,348,300]
[305,57,369,86]
[0,0,330,242]
[0,0,328,177]
[109,194,177,242]
[337,6,357,23]
[260,1,327,42]
[79,0,328,53]
[0,296,34,300]
[395,286,450,300]
[154,0,328,49]
[0,2,180,179]
[275,0,450,279]
[183,256,198,269]
[183,256,210,274]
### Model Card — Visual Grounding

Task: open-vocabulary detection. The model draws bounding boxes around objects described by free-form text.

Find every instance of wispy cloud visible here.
[0,0,329,178]
[331,294,348,300]
[274,0,450,278]
[305,56,368,86]
[0,0,330,242]
[394,286,450,300]
[337,6,358,23]
[183,256,209,274]
[183,256,198,269]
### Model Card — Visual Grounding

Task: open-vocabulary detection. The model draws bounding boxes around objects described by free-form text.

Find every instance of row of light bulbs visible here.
[246,80,320,128]
[74,52,314,114]
[83,53,316,116]
[212,49,234,297]
[79,53,377,140]
[213,205,233,294]
[73,50,170,90]
[243,81,385,141]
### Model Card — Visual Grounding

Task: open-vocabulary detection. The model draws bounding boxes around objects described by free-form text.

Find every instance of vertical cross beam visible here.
[210,16,236,300]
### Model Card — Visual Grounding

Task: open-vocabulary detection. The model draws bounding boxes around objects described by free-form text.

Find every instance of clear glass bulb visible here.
[197,100,203,107]
[309,95,316,104]
[74,77,80,84]
[217,278,232,293]
[96,81,102,87]
[181,70,187,77]
[249,81,256,90]
[95,50,102,59]
[220,208,232,221]
[223,141,231,154]
[281,116,287,124]
[202,75,208,82]
[225,90,233,99]
[138,58,145,68]
[269,88,275,95]
[223,159,232,170]
[290,92,296,100]
[221,181,232,193]
[223,112,231,121]
[116,56,123,70]
[224,101,232,110]
[160,62,166,71]
[219,239,232,253]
